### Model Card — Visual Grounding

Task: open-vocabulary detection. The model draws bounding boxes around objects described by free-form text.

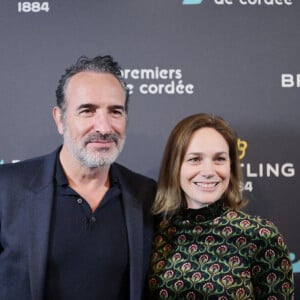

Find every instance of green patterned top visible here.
[146,200,294,299]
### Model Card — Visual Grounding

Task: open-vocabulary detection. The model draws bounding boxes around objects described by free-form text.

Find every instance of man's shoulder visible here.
[112,163,156,186]
[112,163,157,207]
[0,149,58,178]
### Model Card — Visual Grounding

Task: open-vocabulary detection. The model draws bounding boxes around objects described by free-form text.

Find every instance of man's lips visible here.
[86,140,116,149]
[85,133,119,145]
[89,139,114,143]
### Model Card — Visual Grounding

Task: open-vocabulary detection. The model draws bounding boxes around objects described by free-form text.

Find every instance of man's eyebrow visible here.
[76,103,126,112]
[76,103,97,111]
[109,105,125,111]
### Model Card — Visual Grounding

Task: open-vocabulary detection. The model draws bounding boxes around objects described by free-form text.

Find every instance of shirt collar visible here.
[55,155,121,189]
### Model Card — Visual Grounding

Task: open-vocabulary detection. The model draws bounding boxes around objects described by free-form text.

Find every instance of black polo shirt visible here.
[45,159,129,300]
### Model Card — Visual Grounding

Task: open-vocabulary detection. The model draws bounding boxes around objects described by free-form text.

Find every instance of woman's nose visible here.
[200,160,215,178]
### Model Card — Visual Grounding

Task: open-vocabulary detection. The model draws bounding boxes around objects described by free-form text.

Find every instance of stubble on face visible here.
[58,71,128,170]
[62,117,126,169]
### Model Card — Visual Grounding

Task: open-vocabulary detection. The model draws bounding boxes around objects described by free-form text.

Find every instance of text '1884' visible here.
[17,2,50,13]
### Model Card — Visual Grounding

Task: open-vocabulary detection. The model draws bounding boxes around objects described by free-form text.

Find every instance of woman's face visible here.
[180,127,231,209]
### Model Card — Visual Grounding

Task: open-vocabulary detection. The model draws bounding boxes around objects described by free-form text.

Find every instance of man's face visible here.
[55,71,127,168]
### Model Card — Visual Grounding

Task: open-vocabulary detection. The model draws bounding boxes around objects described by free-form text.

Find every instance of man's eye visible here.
[79,109,93,116]
[113,110,122,114]
[111,109,124,117]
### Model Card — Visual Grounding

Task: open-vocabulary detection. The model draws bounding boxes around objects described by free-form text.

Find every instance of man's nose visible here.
[93,111,112,133]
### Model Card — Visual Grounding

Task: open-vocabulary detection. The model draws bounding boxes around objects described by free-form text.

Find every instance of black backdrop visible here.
[0,0,299,293]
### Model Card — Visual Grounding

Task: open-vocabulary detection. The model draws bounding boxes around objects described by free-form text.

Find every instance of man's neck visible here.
[59,146,110,187]
[58,146,112,212]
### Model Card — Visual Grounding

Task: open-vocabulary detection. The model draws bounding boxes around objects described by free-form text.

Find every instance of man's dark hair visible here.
[56,55,129,114]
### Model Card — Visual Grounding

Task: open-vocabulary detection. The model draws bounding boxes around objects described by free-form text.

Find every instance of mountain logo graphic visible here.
[182,0,204,4]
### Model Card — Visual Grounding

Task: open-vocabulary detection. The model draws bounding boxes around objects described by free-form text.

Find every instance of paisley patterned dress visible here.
[146,200,294,299]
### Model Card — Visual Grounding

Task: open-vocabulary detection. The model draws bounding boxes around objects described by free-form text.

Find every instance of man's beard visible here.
[63,130,125,169]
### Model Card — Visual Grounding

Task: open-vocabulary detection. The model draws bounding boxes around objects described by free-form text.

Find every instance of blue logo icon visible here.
[182,0,204,4]
[290,253,300,273]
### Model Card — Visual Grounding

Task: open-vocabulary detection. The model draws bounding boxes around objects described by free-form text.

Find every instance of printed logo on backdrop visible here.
[182,0,293,6]
[237,138,295,193]
[121,68,195,95]
[182,0,204,4]
[238,138,299,273]
[281,73,300,88]
[290,253,300,274]
[17,2,50,13]
[0,159,20,165]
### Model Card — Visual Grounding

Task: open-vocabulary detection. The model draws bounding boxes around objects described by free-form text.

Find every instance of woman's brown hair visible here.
[152,113,245,217]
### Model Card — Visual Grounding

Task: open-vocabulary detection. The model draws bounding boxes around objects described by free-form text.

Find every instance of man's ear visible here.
[53,106,64,135]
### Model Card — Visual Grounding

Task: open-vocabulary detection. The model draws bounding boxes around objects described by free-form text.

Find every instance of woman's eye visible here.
[216,156,228,163]
[187,157,201,163]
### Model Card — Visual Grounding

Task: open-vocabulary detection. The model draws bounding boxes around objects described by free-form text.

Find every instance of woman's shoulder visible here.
[226,208,283,240]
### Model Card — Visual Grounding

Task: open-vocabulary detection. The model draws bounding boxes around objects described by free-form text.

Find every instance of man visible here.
[0,55,156,300]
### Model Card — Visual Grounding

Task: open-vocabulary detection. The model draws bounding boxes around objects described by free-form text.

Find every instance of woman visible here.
[146,113,294,299]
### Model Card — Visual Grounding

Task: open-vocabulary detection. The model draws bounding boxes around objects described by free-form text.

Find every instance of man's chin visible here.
[83,152,120,168]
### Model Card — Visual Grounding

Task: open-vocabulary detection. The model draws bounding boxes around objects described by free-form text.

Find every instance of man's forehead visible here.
[67,71,122,87]
[64,71,126,104]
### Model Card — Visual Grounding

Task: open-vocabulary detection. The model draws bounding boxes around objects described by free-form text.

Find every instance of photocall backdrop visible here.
[0,0,299,292]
